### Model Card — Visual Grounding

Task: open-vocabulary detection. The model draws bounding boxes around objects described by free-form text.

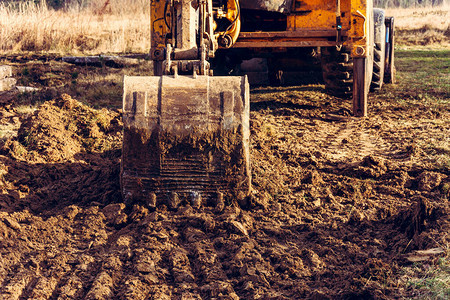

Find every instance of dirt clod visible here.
[417,171,443,191]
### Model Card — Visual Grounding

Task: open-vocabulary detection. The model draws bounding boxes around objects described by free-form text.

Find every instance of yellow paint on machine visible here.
[150,0,170,59]
[286,0,370,57]
[150,0,373,59]
[287,0,351,30]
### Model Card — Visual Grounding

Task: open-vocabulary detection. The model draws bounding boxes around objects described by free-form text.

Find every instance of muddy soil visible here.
[0,55,448,299]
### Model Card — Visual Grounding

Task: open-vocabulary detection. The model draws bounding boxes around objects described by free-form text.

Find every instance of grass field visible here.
[0,2,448,54]
[0,1,150,54]
[386,5,450,47]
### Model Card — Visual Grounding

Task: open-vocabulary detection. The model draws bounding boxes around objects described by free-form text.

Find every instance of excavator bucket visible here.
[121,75,251,208]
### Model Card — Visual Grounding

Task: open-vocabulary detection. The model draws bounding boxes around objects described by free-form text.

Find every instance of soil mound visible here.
[3,94,121,163]
[0,95,122,213]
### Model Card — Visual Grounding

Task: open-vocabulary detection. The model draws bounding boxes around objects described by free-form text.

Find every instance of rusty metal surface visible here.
[233,40,337,48]
[238,30,341,38]
[234,29,345,48]
[353,57,369,117]
[240,0,293,13]
[121,75,251,206]
[173,0,199,60]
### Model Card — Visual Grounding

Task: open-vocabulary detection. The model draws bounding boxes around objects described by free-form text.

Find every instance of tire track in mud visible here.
[0,269,34,300]
[119,246,160,300]
[60,228,135,299]
[29,276,59,299]
[311,119,389,163]
[56,275,83,299]
[0,206,131,300]
[142,210,240,299]
[181,225,238,299]
[0,249,67,299]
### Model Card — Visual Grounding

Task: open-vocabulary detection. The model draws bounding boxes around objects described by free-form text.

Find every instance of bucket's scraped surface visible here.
[121,75,251,207]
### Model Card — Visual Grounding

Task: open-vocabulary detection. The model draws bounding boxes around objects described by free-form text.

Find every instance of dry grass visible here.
[386,4,449,30]
[386,4,450,47]
[0,1,448,54]
[0,0,150,55]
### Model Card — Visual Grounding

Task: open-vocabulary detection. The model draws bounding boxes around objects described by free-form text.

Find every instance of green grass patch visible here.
[394,49,450,100]
[406,257,450,300]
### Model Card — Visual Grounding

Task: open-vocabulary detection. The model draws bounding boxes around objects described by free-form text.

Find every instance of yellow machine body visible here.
[121,0,389,207]
[150,0,372,61]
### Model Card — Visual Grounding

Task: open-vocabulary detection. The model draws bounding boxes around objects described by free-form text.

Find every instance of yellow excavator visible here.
[121,0,394,208]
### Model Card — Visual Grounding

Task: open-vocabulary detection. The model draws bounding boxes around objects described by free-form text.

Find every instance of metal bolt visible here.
[354,46,365,56]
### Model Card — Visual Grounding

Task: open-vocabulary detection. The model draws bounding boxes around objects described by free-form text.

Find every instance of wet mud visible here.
[0,74,448,299]
[121,126,251,208]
